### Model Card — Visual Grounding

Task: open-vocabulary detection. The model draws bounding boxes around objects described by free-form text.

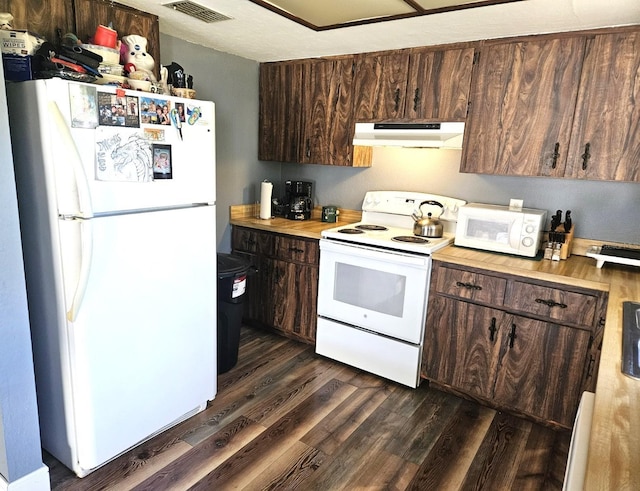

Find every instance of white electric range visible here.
[316,191,466,388]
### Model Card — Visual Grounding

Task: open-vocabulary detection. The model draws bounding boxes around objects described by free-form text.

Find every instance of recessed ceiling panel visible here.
[414,0,493,9]
[250,0,527,30]
[262,0,415,27]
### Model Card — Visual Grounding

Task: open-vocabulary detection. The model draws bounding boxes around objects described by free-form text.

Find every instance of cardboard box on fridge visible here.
[0,30,45,56]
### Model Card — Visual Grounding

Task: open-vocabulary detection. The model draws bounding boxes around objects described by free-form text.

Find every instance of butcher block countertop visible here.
[229,204,362,239]
[229,204,640,490]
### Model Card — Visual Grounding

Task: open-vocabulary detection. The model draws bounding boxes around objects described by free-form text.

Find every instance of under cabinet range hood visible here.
[353,122,465,148]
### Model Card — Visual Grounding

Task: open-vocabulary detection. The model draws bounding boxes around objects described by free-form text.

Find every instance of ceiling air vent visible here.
[163,1,233,23]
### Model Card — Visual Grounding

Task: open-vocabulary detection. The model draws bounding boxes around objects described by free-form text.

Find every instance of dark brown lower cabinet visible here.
[264,258,317,342]
[423,260,607,429]
[231,226,318,344]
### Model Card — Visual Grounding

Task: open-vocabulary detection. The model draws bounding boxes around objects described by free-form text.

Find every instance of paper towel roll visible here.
[259,180,273,219]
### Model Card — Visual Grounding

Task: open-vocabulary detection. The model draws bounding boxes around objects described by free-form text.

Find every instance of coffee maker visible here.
[281,180,313,220]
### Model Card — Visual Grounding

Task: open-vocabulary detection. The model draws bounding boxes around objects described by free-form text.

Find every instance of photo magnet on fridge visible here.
[69,83,98,128]
[152,144,172,179]
[97,92,140,127]
[140,96,172,126]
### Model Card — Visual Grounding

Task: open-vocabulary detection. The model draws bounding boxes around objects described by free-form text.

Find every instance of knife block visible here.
[545,226,574,260]
[558,227,574,260]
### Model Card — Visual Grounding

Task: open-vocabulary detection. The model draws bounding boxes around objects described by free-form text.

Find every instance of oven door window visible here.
[334,263,406,317]
[318,243,430,344]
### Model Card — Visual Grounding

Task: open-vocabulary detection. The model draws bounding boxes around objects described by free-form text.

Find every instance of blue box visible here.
[2,54,35,81]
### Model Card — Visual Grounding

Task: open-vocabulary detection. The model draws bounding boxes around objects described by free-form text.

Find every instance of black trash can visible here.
[217,253,250,374]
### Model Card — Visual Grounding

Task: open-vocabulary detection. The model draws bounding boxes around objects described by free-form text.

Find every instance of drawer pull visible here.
[535,298,567,309]
[289,247,305,254]
[488,317,497,342]
[456,281,482,291]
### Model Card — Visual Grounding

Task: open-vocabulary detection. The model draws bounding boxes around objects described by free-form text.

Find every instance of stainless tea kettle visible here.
[411,200,444,238]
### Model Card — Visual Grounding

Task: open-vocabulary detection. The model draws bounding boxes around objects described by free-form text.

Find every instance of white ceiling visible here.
[116,0,640,62]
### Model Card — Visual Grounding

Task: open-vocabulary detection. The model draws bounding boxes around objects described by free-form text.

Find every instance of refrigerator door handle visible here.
[48,100,94,218]
[66,217,93,322]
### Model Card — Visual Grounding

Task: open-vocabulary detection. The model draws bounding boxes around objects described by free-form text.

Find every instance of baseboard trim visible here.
[0,464,50,491]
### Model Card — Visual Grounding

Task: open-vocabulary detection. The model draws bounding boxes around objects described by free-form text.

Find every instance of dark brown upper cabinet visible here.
[0,0,75,45]
[404,46,474,121]
[352,51,411,121]
[258,60,305,163]
[461,28,640,182]
[564,30,640,181]
[352,46,474,122]
[461,36,586,177]
[259,57,371,166]
[300,57,359,165]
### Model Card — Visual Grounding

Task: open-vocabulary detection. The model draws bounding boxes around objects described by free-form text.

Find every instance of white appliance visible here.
[454,203,547,257]
[7,78,217,477]
[353,122,465,148]
[316,191,466,388]
[563,391,595,490]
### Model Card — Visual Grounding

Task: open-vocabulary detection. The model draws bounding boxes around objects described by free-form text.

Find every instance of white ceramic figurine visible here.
[121,34,157,82]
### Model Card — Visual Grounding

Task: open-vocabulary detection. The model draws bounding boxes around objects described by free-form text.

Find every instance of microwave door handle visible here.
[509,216,524,249]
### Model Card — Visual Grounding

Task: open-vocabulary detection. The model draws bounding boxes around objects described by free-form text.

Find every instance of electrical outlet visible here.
[509,199,524,210]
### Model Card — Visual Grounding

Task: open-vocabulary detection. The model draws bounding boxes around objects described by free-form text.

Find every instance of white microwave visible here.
[454,203,547,257]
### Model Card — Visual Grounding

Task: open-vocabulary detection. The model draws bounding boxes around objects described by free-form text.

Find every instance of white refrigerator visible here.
[7,78,217,477]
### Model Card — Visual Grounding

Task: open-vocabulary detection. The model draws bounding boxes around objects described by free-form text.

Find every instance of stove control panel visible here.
[362,191,466,221]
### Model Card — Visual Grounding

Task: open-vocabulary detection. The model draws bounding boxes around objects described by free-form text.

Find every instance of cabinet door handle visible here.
[488,317,497,342]
[456,281,482,291]
[305,138,311,158]
[551,142,560,169]
[586,355,595,378]
[413,88,420,112]
[508,324,517,348]
[394,88,400,112]
[535,298,567,309]
[581,142,591,170]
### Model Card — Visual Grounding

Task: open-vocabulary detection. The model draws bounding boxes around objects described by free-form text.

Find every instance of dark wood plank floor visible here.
[46,325,570,490]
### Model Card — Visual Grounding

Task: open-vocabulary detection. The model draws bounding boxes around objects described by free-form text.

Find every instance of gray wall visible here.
[160,35,639,249]
[0,61,46,483]
[159,34,280,253]
[282,148,640,244]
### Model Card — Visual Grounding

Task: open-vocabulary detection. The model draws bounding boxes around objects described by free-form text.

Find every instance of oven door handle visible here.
[319,239,431,267]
